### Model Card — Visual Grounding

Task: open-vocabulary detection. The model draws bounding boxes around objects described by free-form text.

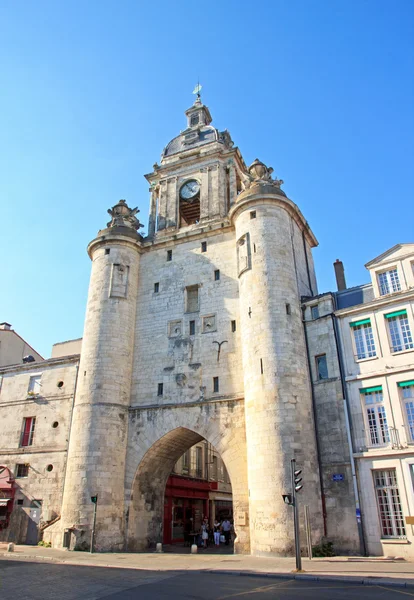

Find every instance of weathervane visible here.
[192,81,202,100]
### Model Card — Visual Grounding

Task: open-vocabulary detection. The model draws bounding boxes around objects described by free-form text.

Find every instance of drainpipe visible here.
[301,306,327,537]
[330,312,367,556]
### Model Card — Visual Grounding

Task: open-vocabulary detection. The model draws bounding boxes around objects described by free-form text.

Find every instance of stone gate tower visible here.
[59,93,324,554]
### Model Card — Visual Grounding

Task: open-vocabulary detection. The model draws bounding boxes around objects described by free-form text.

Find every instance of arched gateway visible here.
[56,95,324,556]
[125,402,249,552]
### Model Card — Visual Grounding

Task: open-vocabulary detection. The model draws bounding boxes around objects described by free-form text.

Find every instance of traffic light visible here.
[294,469,303,493]
[91,495,98,504]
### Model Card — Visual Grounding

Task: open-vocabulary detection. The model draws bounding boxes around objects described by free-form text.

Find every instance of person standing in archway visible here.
[221,518,232,545]
[213,519,221,546]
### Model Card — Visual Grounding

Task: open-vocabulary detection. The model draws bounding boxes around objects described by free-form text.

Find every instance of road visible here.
[0,560,411,599]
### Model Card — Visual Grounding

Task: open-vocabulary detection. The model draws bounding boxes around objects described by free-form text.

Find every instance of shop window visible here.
[20,417,36,447]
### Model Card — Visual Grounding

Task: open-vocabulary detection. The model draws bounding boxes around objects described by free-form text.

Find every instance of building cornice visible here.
[0,354,80,375]
[335,288,414,318]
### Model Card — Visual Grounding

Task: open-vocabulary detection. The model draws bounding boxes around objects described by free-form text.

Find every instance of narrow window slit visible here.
[260,358,264,375]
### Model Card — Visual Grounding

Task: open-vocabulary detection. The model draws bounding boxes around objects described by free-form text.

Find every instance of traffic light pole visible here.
[291,459,302,572]
[90,494,98,554]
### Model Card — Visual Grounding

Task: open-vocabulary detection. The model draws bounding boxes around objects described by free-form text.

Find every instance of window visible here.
[315,355,328,380]
[17,499,24,506]
[311,306,319,320]
[214,269,220,281]
[16,464,29,478]
[20,417,36,447]
[28,375,41,395]
[373,469,406,538]
[201,241,207,252]
[157,383,163,396]
[250,211,256,219]
[105,248,110,255]
[385,310,413,353]
[377,268,401,296]
[399,381,414,443]
[350,319,377,359]
[211,456,218,481]
[167,249,172,261]
[182,450,189,474]
[213,377,219,393]
[185,285,199,313]
[285,303,291,315]
[189,320,195,335]
[362,387,389,447]
[154,282,159,293]
[196,446,203,478]
[231,320,236,332]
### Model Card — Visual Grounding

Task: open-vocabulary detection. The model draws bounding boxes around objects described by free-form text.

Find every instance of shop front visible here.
[163,475,218,545]
[0,467,15,531]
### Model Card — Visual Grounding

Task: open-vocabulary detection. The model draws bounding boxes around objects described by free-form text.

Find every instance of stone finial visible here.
[241,159,284,191]
[107,200,144,231]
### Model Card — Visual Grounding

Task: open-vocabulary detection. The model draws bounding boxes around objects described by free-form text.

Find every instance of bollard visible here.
[156,542,163,553]
[191,544,198,554]
[7,543,14,553]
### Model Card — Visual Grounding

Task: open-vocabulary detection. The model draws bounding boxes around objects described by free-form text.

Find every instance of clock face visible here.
[180,180,200,200]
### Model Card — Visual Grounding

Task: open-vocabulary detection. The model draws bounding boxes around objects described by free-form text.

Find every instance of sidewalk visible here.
[1,544,414,589]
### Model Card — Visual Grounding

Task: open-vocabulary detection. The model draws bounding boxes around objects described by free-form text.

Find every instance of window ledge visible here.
[390,348,414,357]
[313,377,338,385]
[355,356,378,364]
[381,538,410,544]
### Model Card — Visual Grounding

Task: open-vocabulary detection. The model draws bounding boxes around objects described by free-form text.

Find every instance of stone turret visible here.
[230,161,323,555]
[59,200,143,550]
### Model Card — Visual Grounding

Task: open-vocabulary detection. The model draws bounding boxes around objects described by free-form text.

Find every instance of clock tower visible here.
[146,95,246,236]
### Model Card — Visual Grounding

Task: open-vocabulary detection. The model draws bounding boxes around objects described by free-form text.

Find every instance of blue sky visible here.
[1,1,413,358]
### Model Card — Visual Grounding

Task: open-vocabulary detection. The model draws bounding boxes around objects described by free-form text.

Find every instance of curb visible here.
[1,554,413,588]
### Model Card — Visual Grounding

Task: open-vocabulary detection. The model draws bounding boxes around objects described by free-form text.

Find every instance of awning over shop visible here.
[0,499,11,506]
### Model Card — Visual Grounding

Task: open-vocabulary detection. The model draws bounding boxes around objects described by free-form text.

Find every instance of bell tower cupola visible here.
[145,86,246,238]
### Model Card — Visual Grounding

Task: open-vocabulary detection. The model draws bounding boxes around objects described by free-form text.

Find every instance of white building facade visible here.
[304,244,414,559]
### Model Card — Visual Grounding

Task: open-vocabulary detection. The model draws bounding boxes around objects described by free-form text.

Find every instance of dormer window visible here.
[377,268,401,296]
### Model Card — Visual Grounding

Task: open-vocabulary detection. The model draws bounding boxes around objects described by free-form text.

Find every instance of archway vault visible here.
[125,400,250,553]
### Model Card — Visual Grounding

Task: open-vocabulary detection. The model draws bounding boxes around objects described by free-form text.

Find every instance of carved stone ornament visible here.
[107,200,144,231]
[240,159,284,190]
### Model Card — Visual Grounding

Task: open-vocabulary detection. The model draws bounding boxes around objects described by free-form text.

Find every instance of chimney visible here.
[334,259,347,291]
[0,322,12,330]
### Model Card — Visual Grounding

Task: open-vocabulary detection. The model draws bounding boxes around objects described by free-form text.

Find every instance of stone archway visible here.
[125,400,250,553]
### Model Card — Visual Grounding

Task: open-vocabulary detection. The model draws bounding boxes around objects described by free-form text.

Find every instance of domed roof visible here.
[161,97,233,160]
[162,125,219,158]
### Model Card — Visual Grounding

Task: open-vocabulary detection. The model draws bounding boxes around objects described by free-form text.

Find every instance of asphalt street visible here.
[0,561,411,600]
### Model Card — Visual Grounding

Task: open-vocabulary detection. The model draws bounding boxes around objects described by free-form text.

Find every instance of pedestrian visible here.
[221,518,232,545]
[213,519,221,546]
[201,517,209,548]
